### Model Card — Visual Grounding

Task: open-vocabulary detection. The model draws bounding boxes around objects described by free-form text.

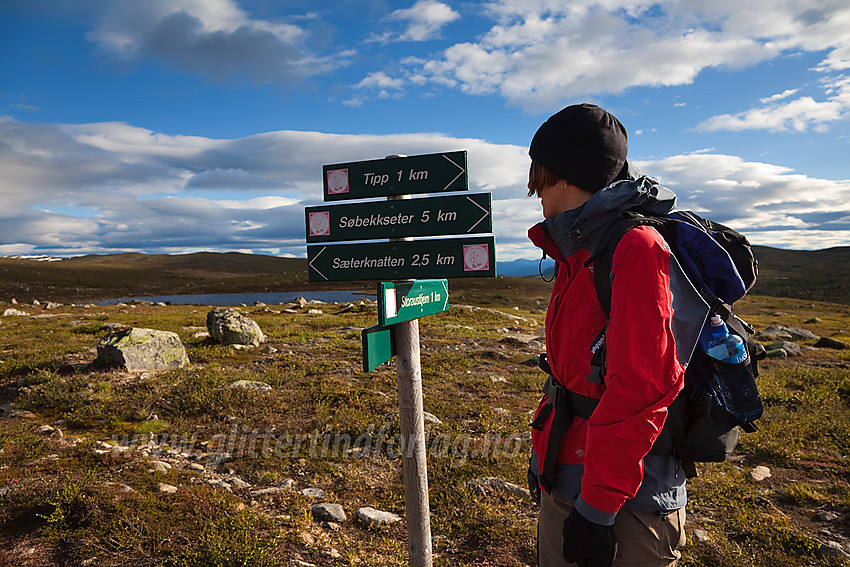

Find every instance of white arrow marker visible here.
[308,246,328,281]
[465,196,491,233]
[442,153,466,190]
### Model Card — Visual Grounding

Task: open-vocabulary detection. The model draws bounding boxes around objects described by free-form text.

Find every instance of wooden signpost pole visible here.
[387,180,432,566]
[307,150,493,567]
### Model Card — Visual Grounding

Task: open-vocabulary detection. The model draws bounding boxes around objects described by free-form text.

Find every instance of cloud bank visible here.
[3,117,848,259]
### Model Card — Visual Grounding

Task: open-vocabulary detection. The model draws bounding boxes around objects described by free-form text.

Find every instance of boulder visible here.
[206,308,265,346]
[814,337,848,350]
[97,328,189,371]
[355,507,402,527]
[467,477,530,500]
[312,503,347,523]
[756,325,818,341]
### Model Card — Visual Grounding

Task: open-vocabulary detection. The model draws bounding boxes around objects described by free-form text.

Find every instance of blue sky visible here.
[2,0,849,261]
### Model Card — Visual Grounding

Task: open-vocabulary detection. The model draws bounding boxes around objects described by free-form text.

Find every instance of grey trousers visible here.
[538,490,686,567]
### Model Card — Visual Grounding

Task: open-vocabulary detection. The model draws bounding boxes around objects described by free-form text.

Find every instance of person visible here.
[526,104,689,567]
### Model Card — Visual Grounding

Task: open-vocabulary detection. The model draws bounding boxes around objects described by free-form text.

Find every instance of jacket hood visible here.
[529,161,677,261]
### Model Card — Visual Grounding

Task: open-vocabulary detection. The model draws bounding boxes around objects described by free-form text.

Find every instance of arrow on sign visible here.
[442,153,466,191]
[308,246,328,281]
[466,195,490,233]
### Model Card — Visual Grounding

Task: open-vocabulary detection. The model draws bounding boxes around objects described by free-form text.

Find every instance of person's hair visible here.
[527,159,561,197]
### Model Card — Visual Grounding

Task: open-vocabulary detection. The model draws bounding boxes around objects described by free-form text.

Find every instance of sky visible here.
[1,0,849,263]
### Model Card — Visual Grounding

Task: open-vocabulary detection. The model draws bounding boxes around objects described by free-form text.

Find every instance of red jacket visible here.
[529,221,686,515]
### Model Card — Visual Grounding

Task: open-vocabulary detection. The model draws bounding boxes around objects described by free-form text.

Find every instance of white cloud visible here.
[86,0,347,85]
[696,77,850,132]
[1,118,847,259]
[638,151,850,248]
[390,0,850,110]
[373,0,460,43]
[760,89,799,104]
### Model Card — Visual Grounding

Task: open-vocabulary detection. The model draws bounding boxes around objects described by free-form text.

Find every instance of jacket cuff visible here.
[575,496,617,527]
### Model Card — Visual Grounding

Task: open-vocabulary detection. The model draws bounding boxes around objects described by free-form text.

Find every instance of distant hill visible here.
[0,245,848,305]
[750,245,850,304]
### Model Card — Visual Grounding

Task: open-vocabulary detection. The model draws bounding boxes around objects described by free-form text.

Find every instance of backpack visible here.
[586,210,765,478]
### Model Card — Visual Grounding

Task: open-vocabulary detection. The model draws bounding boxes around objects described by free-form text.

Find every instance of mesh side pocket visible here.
[707,357,764,425]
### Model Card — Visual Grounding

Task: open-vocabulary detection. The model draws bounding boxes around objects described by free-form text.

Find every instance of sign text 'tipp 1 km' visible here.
[322,151,467,201]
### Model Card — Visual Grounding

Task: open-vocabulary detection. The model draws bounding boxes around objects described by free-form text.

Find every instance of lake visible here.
[96,291,375,306]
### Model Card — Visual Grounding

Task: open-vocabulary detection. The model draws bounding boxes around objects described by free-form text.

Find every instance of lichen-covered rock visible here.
[206,308,265,346]
[97,328,189,371]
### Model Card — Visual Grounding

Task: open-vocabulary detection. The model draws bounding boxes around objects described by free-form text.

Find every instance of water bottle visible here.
[706,315,748,364]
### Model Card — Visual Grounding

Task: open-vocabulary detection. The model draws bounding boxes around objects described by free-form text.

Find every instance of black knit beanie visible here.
[529,103,628,192]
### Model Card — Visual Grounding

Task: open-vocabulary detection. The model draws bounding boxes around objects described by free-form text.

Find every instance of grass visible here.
[1,285,849,566]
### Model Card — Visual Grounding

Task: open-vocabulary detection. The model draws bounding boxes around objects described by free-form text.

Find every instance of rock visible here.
[3,308,28,316]
[228,380,272,393]
[276,478,295,489]
[206,308,265,346]
[355,507,402,527]
[423,412,442,425]
[0,404,36,419]
[44,302,62,310]
[749,466,771,482]
[814,511,839,522]
[311,503,346,523]
[757,325,818,341]
[35,424,55,435]
[252,487,288,498]
[158,483,178,494]
[692,529,710,543]
[148,461,172,474]
[767,340,802,356]
[490,375,508,383]
[766,349,788,359]
[818,540,850,560]
[805,318,821,324]
[97,328,189,371]
[229,477,251,490]
[320,548,342,560]
[301,487,325,499]
[814,337,848,350]
[467,477,530,500]
[307,309,323,315]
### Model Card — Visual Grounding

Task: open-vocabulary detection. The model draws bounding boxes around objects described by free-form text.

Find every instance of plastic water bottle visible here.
[706,315,748,363]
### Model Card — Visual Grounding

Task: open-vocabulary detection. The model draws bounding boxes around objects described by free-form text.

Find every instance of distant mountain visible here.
[496,258,555,277]
[2,245,849,305]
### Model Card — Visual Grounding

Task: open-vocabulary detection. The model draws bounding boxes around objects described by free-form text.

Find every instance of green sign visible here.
[362,324,395,372]
[305,193,491,243]
[322,151,467,201]
[379,279,449,326]
[308,236,495,282]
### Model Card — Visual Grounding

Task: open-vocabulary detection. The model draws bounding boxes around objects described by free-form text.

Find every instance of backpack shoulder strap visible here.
[587,212,664,317]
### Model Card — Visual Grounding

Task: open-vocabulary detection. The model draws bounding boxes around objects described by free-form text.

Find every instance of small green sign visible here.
[323,151,468,201]
[379,279,449,326]
[362,324,395,372]
[306,193,491,243]
[307,236,495,282]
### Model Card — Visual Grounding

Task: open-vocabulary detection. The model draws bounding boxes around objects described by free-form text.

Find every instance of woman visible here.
[526,104,688,567]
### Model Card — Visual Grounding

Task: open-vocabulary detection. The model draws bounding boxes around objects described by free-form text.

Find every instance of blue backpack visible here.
[586,210,765,478]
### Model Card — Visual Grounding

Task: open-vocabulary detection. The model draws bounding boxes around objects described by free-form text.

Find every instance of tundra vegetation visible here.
[0,254,849,566]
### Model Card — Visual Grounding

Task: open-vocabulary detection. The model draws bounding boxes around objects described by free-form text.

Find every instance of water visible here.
[95,291,375,306]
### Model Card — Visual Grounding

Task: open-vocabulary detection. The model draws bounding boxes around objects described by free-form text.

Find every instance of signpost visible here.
[322,151,467,201]
[305,151,493,567]
[307,236,495,282]
[379,279,449,326]
[305,193,492,243]
[362,324,395,372]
